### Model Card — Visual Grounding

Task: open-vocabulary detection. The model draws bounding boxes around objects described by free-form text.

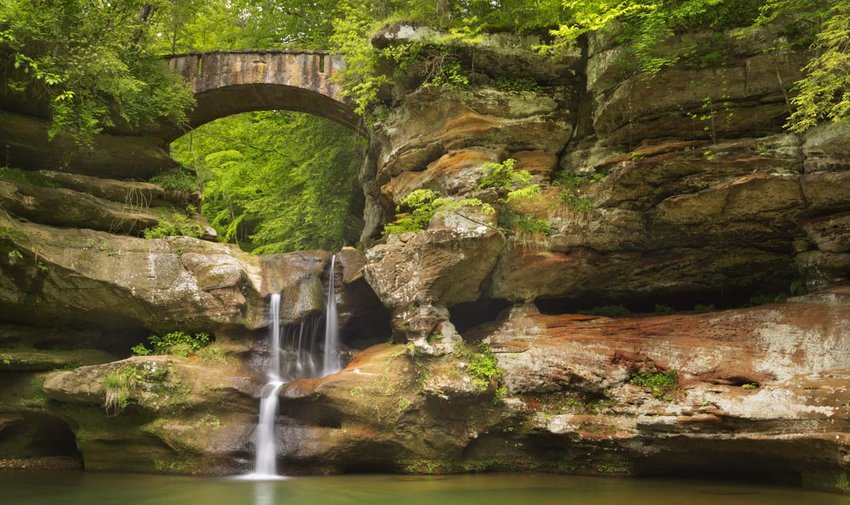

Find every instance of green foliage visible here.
[741,383,759,389]
[479,159,531,192]
[692,303,716,313]
[654,304,675,315]
[630,369,678,399]
[130,344,151,357]
[0,0,195,146]
[578,305,633,317]
[142,214,204,239]
[778,1,850,131]
[458,342,502,392]
[149,169,198,192]
[171,111,364,253]
[133,331,211,358]
[383,188,493,236]
[544,0,761,75]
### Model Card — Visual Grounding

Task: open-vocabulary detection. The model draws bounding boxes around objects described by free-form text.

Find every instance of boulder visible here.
[41,355,256,474]
[365,227,504,310]
[0,210,265,335]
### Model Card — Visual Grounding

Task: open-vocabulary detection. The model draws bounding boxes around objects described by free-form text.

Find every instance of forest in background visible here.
[1,0,848,252]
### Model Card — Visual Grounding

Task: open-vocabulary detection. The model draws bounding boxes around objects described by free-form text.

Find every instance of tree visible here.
[0,0,195,145]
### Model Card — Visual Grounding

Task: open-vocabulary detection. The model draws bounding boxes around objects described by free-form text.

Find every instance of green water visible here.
[1,472,847,505]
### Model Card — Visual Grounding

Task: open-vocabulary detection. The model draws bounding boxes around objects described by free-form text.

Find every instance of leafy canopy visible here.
[171,111,365,253]
[0,0,195,146]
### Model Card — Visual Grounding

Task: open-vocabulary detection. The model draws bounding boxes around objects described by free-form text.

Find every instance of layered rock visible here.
[273,286,850,492]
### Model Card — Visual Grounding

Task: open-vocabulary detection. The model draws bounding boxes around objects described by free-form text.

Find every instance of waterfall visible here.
[243,294,285,480]
[244,255,342,478]
[323,254,340,376]
[253,381,283,476]
[268,293,281,383]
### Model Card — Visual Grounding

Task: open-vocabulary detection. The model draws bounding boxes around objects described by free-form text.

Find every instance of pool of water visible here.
[1,472,846,505]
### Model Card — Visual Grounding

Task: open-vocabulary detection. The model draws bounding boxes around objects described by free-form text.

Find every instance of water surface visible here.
[1,472,846,505]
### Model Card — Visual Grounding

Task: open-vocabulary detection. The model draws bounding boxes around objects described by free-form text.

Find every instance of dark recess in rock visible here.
[449,298,512,334]
[532,283,795,316]
[0,413,81,460]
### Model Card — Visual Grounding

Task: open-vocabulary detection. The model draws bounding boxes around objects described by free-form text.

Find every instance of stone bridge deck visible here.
[165,50,361,138]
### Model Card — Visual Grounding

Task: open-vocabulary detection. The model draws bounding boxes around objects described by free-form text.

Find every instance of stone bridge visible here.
[164,51,362,139]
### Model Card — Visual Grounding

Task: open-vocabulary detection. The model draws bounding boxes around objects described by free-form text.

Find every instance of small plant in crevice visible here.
[456,341,503,395]
[480,158,552,248]
[103,365,141,416]
[630,370,678,400]
[554,169,603,213]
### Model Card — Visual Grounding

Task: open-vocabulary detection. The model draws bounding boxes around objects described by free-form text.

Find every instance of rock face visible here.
[273,287,850,492]
[0,110,177,180]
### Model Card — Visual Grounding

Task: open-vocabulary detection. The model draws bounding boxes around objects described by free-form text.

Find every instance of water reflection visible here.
[253,481,275,505]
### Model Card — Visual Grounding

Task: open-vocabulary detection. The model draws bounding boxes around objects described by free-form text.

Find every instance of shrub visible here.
[383,189,493,236]
[132,331,211,358]
[460,342,502,392]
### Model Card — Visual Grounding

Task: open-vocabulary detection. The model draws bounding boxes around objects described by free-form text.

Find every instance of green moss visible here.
[803,470,850,493]
[0,167,59,187]
[493,77,540,93]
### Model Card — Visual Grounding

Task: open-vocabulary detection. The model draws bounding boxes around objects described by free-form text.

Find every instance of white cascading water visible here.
[245,256,342,478]
[323,254,341,376]
[244,293,285,480]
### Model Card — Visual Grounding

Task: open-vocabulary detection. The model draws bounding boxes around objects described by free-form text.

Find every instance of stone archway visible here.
[164,51,362,141]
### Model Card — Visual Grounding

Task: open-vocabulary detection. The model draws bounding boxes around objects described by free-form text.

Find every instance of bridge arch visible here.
[164,51,362,141]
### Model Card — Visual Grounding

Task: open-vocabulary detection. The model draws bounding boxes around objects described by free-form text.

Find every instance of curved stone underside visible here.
[164,51,362,139]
